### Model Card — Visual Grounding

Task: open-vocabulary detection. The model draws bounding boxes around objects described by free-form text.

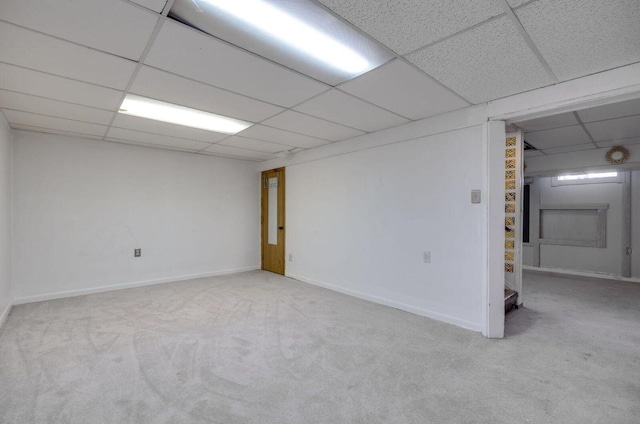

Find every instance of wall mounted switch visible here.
[423,251,431,264]
[134,248,141,257]
[471,190,481,204]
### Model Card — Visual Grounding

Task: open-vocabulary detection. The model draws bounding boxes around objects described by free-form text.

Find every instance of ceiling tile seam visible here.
[110,124,229,145]
[571,116,599,149]
[257,122,340,143]
[132,64,291,114]
[0,18,143,65]
[0,60,127,93]
[231,129,329,147]
[401,14,506,58]
[209,137,299,152]
[105,138,208,154]
[8,123,103,138]
[0,88,118,113]
[0,108,109,128]
[497,0,558,84]
[0,109,12,130]
[0,107,110,126]
[581,112,640,125]
[333,87,416,121]
[101,13,169,142]
[194,138,296,154]
[265,107,369,133]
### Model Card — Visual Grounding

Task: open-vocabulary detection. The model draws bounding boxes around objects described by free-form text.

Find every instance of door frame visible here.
[261,167,286,275]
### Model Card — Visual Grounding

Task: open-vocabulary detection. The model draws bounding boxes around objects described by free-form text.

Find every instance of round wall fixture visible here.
[606,146,629,164]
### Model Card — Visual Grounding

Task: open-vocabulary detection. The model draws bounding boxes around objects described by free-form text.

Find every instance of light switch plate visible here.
[471,190,481,204]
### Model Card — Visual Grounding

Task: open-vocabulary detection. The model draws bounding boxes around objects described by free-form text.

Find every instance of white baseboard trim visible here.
[0,302,13,328]
[286,273,483,333]
[0,301,11,329]
[12,266,260,305]
[523,265,640,284]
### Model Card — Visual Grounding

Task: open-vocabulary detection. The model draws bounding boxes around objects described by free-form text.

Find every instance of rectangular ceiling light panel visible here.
[119,94,253,134]
[169,0,394,85]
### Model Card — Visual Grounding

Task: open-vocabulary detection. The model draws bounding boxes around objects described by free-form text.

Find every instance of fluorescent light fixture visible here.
[169,0,393,85]
[558,172,618,181]
[202,0,368,74]
[118,95,252,134]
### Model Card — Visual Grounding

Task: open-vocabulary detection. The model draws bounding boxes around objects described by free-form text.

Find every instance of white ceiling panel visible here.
[130,67,283,122]
[317,0,502,55]
[3,110,108,136]
[516,0,640,81]
[0,90,114,125]
[261,111,364,141]
[144,21,329,107]
[293,89,409,132]
[220,136,294,153]
[0,0,158,61]
[10,124,104,140]
[111,114,228,144]
[515,112,579,132]
[577,98,640,123]
[406,17,554,104]
[237,125,331,149]
[339,60,468,120]
[0,63,122,110]
[202,144,276,161]
[129,0,167,13]
[585,115,640,142]
[0,22,136,90]
[541,143,596,155]
[524,149,544,158]
[596,137,640,148]
[524,125,592,150]
[107,127,211,151]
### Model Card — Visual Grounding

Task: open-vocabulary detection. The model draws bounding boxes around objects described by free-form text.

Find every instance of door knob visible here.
[278,226,284,230]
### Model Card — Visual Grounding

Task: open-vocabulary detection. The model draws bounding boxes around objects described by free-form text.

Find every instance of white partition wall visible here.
[0,115,11,327]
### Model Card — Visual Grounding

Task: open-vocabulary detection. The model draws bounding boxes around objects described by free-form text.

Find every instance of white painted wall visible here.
[534,176,624,275]
[286,126,486,331]
[0,115,11,324]
[632,171,640,278]
[11,131,260,302]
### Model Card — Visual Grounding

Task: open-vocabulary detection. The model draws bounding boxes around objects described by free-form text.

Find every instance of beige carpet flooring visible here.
[0,270,638,423]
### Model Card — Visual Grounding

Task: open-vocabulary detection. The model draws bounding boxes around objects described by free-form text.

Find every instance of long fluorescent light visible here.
[558,172,618,181]
[202,0,370,74]
[118,94,252,134]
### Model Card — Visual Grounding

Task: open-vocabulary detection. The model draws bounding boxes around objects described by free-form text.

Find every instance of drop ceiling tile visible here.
[0,63,122,110]
[516,112,579,132]
[129,0,167,13]
[202,144,275,161]
[107,127,210,151]
[219,136,293,153]
[577,98,640,123]
[0,0,158,61]
[0,90,113,125]
[293,89,409,132]
[261,111,364,141]
[339,60,468,120]
[525,125,592,150]
[585,115,640,142]
[406,16,554,104]
[516,0,640,81]
[3,110,107,136]
[145,21,329,107]
[130,67,283,123]
[10,124,104,140]
[596,137,640,148]
[541,143,596,155]
[318,0,502,55]
[237,125,331,149]
[0,22,136,90]
[507,0,531,7]
[111,114,228,144]
[524,149,544,158]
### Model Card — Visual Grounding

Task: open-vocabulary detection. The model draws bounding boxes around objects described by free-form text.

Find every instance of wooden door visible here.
[261,168,285,274]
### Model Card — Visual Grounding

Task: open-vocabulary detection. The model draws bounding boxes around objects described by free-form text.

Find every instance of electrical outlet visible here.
[423,251,431,264]
[289,254,293,262]
[134,248,141,257]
